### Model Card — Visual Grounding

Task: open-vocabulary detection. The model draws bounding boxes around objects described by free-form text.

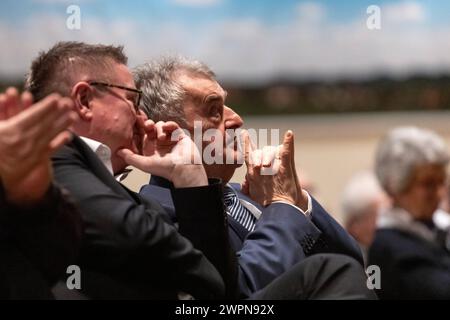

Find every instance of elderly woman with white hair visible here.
[368,126,450,299]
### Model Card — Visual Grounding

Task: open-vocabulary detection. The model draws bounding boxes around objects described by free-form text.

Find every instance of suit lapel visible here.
[71,135,138,202]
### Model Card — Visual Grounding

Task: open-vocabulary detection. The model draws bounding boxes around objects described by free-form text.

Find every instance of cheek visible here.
[401,189,421,206]
[416,189,439,209]
[414,189,429,204]
[115,112,135,130]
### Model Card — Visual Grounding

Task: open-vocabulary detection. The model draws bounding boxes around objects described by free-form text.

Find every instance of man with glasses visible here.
[25,41,236,299]
[88,81,142,113]
[25,42,375,300]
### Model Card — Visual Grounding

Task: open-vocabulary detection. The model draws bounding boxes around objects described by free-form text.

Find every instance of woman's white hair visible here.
[375,126,449,196]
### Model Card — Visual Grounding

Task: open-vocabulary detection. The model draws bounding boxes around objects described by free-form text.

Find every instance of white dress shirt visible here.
[80,136,114,175]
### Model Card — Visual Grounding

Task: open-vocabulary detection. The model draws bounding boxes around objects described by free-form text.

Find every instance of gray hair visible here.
[133,56,216,128]
[341,171,384,227]
[375,126,450,196]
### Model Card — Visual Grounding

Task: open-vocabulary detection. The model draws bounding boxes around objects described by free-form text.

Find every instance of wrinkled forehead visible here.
[175,71,226,104]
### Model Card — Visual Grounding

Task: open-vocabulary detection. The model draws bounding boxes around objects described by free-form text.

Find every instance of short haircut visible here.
[25,41,128,101]
[134,55,216,128]
[375,126,449,196]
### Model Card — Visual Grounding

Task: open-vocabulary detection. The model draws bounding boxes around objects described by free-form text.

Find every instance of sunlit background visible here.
[2,0,450,221]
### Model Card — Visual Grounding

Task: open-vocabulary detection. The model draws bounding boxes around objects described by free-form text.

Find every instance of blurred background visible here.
[2,0,450,221]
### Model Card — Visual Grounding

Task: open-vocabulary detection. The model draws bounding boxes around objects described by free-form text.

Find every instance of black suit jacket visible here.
[0,183,81,299]
[369,228,450,299]
[51,135,235,299]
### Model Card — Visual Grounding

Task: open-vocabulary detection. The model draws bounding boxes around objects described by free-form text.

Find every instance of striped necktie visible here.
[223,186,257,232]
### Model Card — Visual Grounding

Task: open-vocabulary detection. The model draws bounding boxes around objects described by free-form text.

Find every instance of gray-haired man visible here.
[135,56,374,299]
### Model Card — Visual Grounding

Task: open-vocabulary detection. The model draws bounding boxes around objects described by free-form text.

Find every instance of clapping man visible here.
[0,88,81,299]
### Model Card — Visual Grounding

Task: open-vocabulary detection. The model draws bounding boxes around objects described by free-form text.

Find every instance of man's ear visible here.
[71,82,94,121]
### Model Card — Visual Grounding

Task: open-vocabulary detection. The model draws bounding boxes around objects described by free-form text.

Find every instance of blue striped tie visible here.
[223,186,257,232]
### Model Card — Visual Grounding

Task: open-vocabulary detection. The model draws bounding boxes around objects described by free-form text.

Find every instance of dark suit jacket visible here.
[369,228,450,299]
[140,176,363,298]
[0,183,82,299]
[51,135,235,299]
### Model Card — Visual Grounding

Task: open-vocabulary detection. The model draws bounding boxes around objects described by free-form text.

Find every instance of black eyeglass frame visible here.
[88,81,142,112]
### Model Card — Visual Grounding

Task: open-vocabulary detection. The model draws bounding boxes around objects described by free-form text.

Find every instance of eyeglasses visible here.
[88,81,142,112]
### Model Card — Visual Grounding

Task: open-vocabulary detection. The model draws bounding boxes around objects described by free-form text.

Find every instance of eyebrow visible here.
[204,91,227,104]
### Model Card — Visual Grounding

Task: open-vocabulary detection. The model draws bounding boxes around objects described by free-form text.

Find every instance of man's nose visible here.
[224,106,243,129]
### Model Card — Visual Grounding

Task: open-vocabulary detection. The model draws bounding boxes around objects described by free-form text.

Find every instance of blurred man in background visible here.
[341,171,389,265]
[26,41,237,299]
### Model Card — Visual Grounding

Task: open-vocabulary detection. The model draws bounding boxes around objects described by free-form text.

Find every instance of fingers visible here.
[45,106,77,141]
[251,149,263,168]
[0,94,6,120]
[155,121,167,140]
[282,130,299,182]
[48,131,73,153]
[287,130,295,163]
[241,176,250,195]
[137,110,148,121]
[134,113,147,138]
[143,119,157,140]
[0,89,34,120]
[162,121,180,134]
[241,130,254,167]
[13,95,75,157]
[21,91,33,109]
[154,121,180,141]
[262,146,277,167]
[31,111,74,155]
[261,146,281,175]
[22,96,72,140]
[117,148,151,170]
[4,87,21,118]
[117,148,141,165]
[280,130,294,166]
[15,93,62,127]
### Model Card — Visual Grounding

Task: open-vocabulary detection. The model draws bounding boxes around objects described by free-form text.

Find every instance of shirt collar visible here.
[80,136,113,176]
[377,207,437,243]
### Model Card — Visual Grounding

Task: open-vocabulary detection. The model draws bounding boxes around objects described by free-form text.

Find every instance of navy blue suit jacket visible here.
[369,228,450,299]
[140,176,363,298]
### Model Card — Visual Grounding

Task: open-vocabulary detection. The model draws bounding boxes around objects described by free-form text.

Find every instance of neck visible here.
[111,155,127,175]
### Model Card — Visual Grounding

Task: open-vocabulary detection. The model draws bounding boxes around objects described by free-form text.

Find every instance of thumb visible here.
[241,129,252,167]
[281,130,294,166]
[117,148,148,168]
